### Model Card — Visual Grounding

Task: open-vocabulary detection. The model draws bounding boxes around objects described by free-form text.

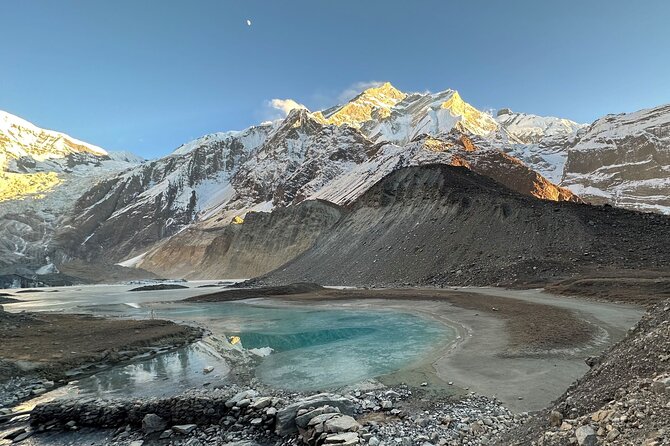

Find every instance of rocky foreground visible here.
[20,384,526,446]
[497,299,670,446]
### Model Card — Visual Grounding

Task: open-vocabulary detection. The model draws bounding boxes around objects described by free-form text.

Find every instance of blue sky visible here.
[2,0,669,159]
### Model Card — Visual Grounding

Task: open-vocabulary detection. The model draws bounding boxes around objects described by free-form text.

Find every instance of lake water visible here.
[6,285,455,399]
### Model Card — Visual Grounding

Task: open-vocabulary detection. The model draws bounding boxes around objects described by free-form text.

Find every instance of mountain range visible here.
[1,82,669,281]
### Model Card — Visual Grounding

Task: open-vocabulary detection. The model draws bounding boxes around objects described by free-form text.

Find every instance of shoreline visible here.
[0,284,645,414]
[228,288,643,412]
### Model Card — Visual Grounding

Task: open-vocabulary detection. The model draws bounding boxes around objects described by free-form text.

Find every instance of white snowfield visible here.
[0,110,107,165]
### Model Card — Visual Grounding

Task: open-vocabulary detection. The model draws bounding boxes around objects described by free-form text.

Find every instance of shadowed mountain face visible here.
[253,165,669,288]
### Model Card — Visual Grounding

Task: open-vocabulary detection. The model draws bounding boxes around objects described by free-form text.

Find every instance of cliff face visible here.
[0,110,141,273]
[561,104,670,213]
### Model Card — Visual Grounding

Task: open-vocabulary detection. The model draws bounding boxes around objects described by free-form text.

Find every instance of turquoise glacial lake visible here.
[7,287,455,399]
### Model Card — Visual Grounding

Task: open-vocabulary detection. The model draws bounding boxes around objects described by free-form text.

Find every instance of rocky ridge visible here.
[255,165,669,288]
[25,384,526,446]
[51,90,577,271]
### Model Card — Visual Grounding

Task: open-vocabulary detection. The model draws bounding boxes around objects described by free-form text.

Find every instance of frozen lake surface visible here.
[6,283,454,397]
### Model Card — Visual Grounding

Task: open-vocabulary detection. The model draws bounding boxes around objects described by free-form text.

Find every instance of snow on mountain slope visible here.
[11,81,667,277]
[313,84,499,144]
[313,82,407,127]
[310,132,578,206]
[53,121,278,263]
[561,104,670,213]
[0,110,143,272]
[46,83,587,269]
[495,109,585,144]
[0,110,107,163]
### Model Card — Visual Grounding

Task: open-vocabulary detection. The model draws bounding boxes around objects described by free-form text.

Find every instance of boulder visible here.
[323,432,359,445]
[575,425,597,446]
[296,405,341,428]
[142,413,167,434]
[324,415,361,433]
[306,412,341,428]
[275,393,355,435]
[225,390,258,408]
[251,396,273,409]
[173,424,197,434]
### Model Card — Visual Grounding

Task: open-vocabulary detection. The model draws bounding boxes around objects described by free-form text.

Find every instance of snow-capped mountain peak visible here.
[313,82,407,128]
[0,110,108,165]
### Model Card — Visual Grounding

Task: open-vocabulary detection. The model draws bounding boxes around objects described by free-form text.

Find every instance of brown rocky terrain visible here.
[0,308,201,382]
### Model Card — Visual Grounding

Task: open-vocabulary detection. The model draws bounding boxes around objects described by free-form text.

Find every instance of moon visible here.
[246,19,252,26]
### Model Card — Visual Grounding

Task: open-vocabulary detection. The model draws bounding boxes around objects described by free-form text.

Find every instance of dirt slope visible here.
[255,165,669,288]
[139,200,343,279]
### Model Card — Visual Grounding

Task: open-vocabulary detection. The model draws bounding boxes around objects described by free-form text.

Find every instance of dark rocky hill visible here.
[254,164,669,288]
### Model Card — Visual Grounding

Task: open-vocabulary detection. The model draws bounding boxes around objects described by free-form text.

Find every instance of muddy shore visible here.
[0,310,202,383]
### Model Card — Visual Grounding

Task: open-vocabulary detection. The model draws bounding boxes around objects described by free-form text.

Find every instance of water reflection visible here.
[67,342,230,400]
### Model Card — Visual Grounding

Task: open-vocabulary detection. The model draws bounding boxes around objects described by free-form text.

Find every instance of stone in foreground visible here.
[142,413,167,434]
[275,393,355,435]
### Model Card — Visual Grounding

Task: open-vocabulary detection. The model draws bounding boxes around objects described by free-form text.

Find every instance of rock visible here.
[236,398,251,408]
[470,421,485,434]
[324,415,361,433]
[420,382,428,387]
[2,427,26,440]
[297,405,341,428]
[173,424,197,434]
[250,417,263,426]
[381,400,393,410]
[225,390,258,408]
[142,413,167,434]
[307,412,341,428]
[275,393,355,435]
[369,436,380,446]
[323,432,360,445]
[415,417,429,427]
[606,429,620,441]
[159,429,173,439]
[203,366,214,374]
[560,421,573,430]
[129,441,144,446]
[575,425,597,446]
[590,410,612,422]
[13,431,34,442]
[651,376,670,394]
[550,410,563,427]
[251,396,273,409]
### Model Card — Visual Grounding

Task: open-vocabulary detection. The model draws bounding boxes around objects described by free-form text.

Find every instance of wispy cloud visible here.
[260,81,392,122]
[336,81,385,104]
[270,98,307,115]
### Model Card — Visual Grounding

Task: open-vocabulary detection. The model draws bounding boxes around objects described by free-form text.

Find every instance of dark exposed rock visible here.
[128,284,188,292]
[254,165,670,288]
